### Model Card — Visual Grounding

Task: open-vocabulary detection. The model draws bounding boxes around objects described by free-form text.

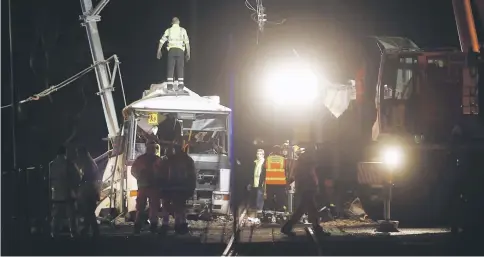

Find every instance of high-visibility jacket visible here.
[265,155,287,185]
[253,159,265,188]
[160,24,190,51]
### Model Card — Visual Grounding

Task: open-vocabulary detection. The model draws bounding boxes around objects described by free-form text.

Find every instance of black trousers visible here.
[284,190,320,228]
[166,48,185,86]
[78,182,99,236]
[265,185,287,212]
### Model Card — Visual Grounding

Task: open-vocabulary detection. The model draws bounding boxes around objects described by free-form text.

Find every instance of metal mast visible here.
[79,0,120,138]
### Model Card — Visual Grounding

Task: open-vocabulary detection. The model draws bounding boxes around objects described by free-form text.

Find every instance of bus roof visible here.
[124,83,231,114]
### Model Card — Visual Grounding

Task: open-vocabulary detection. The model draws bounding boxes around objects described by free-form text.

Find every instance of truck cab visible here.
[97,83,232,220]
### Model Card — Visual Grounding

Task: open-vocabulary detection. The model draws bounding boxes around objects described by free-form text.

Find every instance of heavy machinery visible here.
[249,0,484,229]
[348,0,484,230]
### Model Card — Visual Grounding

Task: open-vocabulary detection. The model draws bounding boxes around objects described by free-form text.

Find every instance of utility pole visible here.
[79,0,120,138]
[8,0,17,171]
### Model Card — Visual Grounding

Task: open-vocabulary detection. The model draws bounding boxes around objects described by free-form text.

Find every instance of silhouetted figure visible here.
[75,146,101,237]
[50,146,80,238]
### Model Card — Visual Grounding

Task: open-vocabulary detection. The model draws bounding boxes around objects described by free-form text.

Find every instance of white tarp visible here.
[322,80,356,118]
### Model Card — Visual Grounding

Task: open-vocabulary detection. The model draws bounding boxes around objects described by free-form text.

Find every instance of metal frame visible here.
[80,0,120,139]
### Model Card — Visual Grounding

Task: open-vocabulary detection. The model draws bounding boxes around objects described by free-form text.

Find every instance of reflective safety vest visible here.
[265,155,286,185]
[253,159,264,188]
[155,144,161,157]
[161,24,189,51]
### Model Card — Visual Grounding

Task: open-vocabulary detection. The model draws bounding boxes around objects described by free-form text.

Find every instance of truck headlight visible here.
[213,194,230,201]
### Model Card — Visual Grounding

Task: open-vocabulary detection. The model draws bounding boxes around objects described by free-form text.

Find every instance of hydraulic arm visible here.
[452,0,481,115]
[80,0,120,138]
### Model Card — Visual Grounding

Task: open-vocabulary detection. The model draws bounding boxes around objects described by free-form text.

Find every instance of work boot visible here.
[175,223,189,235]
[281,223,296,237]
[158,224,169,236]
[312,225,331,236]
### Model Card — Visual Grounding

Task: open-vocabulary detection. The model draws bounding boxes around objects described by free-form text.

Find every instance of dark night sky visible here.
[2,0,460,170]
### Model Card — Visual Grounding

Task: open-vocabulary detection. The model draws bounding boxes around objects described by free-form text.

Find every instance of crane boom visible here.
[452,0,480,53]
[80,0,120,138]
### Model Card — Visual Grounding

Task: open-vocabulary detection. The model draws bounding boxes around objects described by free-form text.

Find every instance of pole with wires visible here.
[244,0,286,45]
[8,0,17,172]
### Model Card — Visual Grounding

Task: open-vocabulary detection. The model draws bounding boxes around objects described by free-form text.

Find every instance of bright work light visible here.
[264,64,319,105]
[382,146,403,170]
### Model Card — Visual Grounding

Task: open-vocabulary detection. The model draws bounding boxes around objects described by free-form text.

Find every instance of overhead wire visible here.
[244,0,286,44]
[2,55,127,109]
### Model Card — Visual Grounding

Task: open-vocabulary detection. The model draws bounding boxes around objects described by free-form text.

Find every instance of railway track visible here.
[305,227,323,255]
[221,208,324,256]
[221,207,247,257]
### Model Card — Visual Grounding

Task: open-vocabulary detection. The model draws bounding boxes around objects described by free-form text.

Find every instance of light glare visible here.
[382,147,403,169]
[265,65,318,105]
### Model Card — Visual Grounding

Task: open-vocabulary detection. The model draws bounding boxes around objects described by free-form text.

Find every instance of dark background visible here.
[2,0,461,170]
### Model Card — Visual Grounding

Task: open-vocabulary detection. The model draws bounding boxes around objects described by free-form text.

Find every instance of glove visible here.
[156,49,162,60]
[185,53,190,62]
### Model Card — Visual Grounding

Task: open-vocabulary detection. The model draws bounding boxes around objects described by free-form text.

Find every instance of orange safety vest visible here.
[265,155,286,185]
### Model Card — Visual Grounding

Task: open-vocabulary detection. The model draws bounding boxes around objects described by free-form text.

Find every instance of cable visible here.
[244,0,286,44]
[17,55,118,105]
[116,58,128,106]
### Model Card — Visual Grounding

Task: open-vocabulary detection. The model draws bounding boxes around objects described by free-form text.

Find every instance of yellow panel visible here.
[148,113,158,125]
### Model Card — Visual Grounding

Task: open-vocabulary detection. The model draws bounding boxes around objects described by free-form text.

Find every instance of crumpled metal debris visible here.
[344,197,368,221]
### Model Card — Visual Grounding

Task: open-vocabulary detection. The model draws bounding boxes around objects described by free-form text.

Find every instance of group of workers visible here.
[131,141,197,235]
[49,145,101,238]
[249,143,331,236]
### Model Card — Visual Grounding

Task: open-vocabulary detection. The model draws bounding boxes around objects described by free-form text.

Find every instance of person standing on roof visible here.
[157,17,191,91]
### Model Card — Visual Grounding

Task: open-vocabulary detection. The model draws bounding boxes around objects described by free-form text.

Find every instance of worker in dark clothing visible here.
[75,146,101,237]
[159,144,196,235]
[156,114,182,142]
[132,141,165,234]
[50,146,81,238]
[157,17,191,91]
[281,147,329,236]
